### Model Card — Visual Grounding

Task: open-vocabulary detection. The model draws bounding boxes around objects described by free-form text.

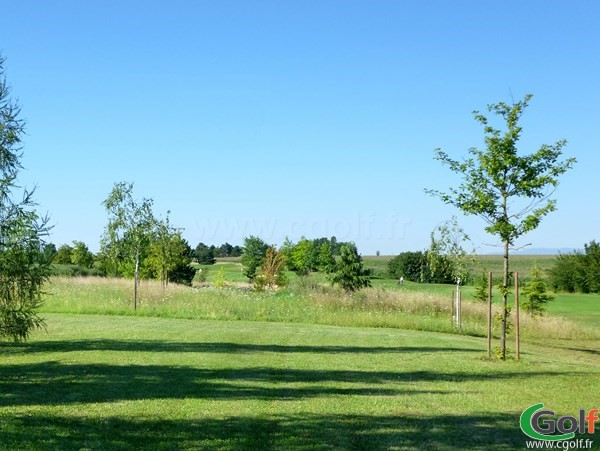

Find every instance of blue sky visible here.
[1,0,598,254]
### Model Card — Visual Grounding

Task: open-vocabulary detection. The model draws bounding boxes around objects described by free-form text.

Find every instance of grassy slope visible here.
[1,314,598,449]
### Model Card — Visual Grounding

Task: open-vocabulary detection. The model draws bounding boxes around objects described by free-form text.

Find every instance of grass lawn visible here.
[1,314,598,449]
[546,292,600,328]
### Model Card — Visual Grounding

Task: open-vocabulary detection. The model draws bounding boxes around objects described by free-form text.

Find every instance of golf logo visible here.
[520,403,598,441]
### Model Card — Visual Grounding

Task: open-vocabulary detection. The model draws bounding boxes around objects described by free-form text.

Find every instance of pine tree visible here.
[522,266,554,316]
[330,243,371,292]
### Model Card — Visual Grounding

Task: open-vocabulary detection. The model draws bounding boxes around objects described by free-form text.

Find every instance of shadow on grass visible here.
[565,347,600,356]
[0,339,483,355]
[0,411,527,449]
[0,360,576,407]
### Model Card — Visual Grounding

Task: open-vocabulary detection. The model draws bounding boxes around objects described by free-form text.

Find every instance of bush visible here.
[388,251,425,281]
[50,264,105,277]
[388,251,454,283]
[169,263,196,286]
[549,241,600,293]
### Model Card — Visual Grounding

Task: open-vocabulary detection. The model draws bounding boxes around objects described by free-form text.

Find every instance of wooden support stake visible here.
[451,290,455,325]
[487,271,492,358]
[515,271,520,360]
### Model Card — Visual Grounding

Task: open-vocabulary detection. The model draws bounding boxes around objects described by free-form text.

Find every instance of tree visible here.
[427,94,575,359]
[167,239,196,286]
[289,238,318,276]
[427,217,474,285]
[330,243,371,292]
[147,215,194,287]
[549,241,600,293]
[42,243,57,263]
[194,242,216,265]
[521,265,554,316]
[254,245,287,291]
[53,244,74,265]
[241,236,268,280]
[71,241,94,268]
[218,242,233,258]
[317,241,336,273]
[0,53,51,341]
[388,251,426,282]
[101,182,155,310]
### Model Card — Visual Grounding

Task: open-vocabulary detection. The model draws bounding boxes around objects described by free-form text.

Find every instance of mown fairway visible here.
[0,313,598,449]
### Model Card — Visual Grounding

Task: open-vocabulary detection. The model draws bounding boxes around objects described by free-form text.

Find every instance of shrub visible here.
[549,241,600,293]
[521,266,554,316]
[388,251,453,283]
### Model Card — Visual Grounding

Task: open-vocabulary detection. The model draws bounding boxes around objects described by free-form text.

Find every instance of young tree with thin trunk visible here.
[427,216,474,285]
[427,94,575,359]
[101,182,155,311]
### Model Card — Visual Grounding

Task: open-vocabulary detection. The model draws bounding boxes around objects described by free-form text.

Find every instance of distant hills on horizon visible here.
[484,248,579,256]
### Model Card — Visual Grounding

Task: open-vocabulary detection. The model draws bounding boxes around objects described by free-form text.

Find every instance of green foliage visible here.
[254,246,287,291]
[472,271,490,303]
[147,215,195,287]
[241,236,268,280]
[214,242,242,258]
[0,53,50,341]
[289,238,318,276]
[282,237,347,276]
[167,241,196,286]
[388,251,453,283]
[71,241,94,268]
[194,242,216,265]
[212,265,226,288]
[494,306,512,335]
[388,251,425,281]
[330,243,371,292]
[317,242,336,273]
[50,264,104,277]
[54,244,74,265]
[521,265,554,316]
[549,241,600,293]
[42,243,57,263]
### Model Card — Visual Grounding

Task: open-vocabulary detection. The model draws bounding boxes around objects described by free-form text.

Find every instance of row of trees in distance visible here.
[549,241,600,293]
[240,235,372,292]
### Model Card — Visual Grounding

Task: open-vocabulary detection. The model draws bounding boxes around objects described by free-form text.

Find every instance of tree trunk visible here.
[500,239,509,360]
